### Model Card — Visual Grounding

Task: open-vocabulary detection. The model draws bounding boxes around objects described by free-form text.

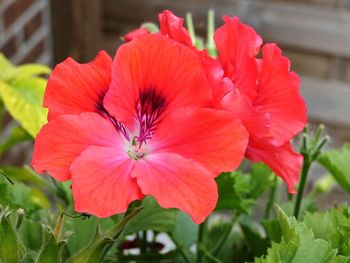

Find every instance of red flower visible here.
[153,11,307,193]
[214,17,307,193]
[32,34,248,223]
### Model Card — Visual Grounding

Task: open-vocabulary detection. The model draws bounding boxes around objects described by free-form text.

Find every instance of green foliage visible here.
[0,53,49,137]
[255,207,350,263]
[304,207,350,257]
[67,207,143,263]
[319,144,350,194]
[203,218,236,262]
[123,196,177,235]
[216,163,274,214]
[0,175,50,214]
[35,226,69,263]
[240,218,269,257]
[0,208,25,263]
[173,211,198,248]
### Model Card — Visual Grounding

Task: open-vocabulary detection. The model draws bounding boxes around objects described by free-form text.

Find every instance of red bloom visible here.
[214,17,307,193]
[32,34,248,223]
[154,11,307,193]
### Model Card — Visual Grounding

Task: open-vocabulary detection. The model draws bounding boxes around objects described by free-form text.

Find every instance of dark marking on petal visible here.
[135,88,167,145]
[95,95,130,141]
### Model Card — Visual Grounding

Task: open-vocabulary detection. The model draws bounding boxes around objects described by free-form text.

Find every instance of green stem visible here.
[186,13,196,42]
[207,9,217,57]
[293,160,312,219]
[169,233,194,263]
[264,176,277,219]
[197,219,207,263]
[140,230,147,254]
[212,214,238,257]
[100,206,143,261]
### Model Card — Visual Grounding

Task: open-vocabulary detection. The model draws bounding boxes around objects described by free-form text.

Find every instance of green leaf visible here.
[250,163,274,199]
[0,53,49,137]
[262,219,281,243]
[255,207,349,263]
[173,211,198,248]
[0,77,47,137]
[14,64,51,78]
[35,226,67,263]
[304,207,350,257]
[216,164,273,214]
[215,172,254,213]
[204,218,235,262]
[0,176,14,207]
[0,53,50,81]
[0,165,49,188]
[67,207,143,263]
[0,208,25,263]
[0,53,16,81]
[0,175,50,212]
[240,218,269,257]
[65,216,113,255]
[123,196,176,235]
[19,218,43,251]
[318,144,350,194]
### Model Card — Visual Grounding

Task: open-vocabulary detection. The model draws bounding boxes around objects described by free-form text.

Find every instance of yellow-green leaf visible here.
[0,77,47,137]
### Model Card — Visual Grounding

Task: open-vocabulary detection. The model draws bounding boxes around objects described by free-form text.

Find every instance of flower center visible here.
[96,88,166,160]
[127,144,146,160]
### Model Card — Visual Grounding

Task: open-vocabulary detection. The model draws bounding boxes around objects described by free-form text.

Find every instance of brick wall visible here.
[0,0,52,65]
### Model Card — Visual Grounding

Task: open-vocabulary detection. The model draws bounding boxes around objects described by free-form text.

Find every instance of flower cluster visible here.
[32,11,306,223]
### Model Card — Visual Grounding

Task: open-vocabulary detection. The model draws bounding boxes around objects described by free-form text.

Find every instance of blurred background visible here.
[0,0,349,201]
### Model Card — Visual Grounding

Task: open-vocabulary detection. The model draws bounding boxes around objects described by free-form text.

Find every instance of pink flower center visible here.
[127,139,147,160]
[98,88,166,160]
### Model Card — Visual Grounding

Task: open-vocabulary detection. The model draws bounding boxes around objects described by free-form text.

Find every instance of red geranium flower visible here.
[148,11,307,193]
[214,17,307,193]
[32,34,248,223]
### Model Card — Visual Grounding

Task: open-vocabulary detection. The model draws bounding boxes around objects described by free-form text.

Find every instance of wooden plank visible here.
[103,0,350,57]
[50,0,102,63]
[301,76,350,127]
[50,0,77,63]
[241,1,350,58]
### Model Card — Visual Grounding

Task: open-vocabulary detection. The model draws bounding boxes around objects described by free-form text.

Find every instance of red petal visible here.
[103,34,211,130]
[246,141,302,194]
[32,112,120,181]
[202,56,234,108]
[214,17,262,102]
[133,153,218,224]
[221,89,271,139]
[152,107,248,176]
[124,27,149,42]
[254,44,307,145]
[158,10,193,47]
[71,146,143,217]
[44,51,112,120]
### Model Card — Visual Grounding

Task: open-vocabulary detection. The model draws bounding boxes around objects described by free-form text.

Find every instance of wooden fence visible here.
[50,0,350,140]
